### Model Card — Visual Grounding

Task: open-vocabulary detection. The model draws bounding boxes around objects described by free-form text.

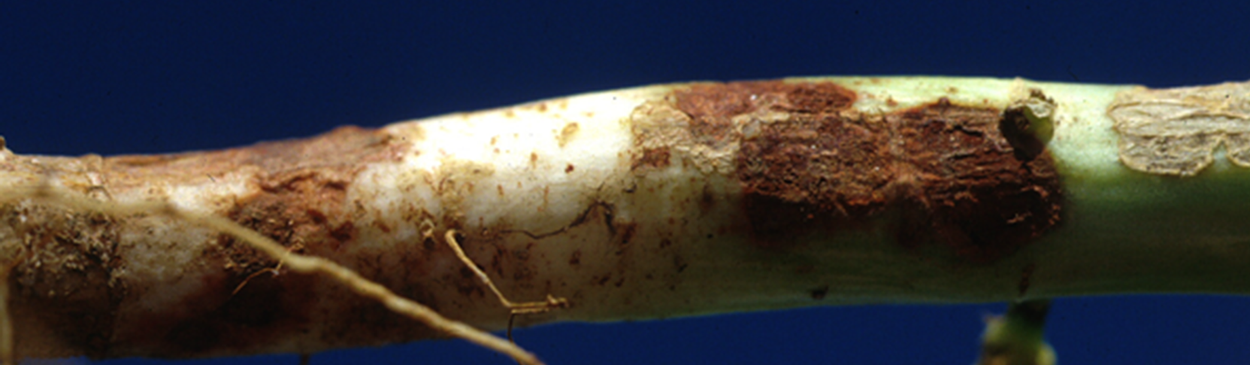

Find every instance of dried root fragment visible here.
[442,230,569,342]
[0,182,546,365]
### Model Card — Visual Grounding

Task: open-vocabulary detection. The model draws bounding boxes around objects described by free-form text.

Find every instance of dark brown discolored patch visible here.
[613,222,638,256]
[886,100,1062,262]
[675,81,856,146]
[632,147,671,171]
[676,81,856,117]
[810,285,830,300]
[5,207,124,358]
[1018,263,1037,297]
[162,270,318,355]
[102,126,413,356]
[666,81,1061,262]
[105,126,405,188]
[697,184,716,215]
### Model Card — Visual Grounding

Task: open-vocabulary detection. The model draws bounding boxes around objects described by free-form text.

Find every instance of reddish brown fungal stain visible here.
[674,81,856,147]
[632,147,671,171]
[565,164,575,173]
[529,152,539,167]
[373,220,392,234]
[569,251,582,266]
[664,81,1062,262]
[68,126,420,356]
[889,99,1062,261]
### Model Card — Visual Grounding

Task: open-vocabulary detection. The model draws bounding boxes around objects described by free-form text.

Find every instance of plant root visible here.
[0,182,547,365]
[443,230,570,342]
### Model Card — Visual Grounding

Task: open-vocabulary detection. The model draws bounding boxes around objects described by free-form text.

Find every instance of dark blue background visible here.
[4,1,1250,364]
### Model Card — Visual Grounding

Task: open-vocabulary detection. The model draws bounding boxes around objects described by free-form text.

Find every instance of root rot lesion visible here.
[645,80,1063,263]
[3,204,124,358]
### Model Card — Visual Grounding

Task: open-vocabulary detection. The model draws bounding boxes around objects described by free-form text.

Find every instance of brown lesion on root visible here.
[886,99,1062,262]
[632,147,671,171]
[97,126,418,356]
[2,205,124,358]
[104,126,406,189]
[643,80,1062,263]
[4,124,546,362]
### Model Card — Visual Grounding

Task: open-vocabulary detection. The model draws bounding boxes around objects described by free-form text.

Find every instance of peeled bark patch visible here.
[1109,80,1250,176]
[660,81,1061,262]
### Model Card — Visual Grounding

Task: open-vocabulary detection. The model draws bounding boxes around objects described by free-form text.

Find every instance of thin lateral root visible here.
[232,266,282,296]
[1,183,546,365]
[443,230,570,342]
